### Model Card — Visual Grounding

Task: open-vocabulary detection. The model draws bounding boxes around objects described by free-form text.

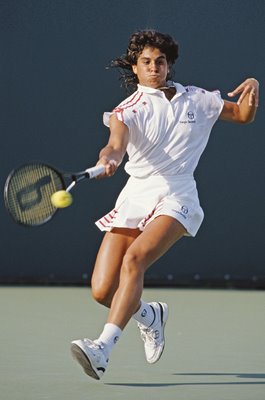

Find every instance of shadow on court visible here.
[107,373,265,387]
[175,372,265,380]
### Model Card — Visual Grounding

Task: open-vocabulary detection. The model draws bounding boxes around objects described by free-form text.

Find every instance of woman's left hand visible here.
[227,78,259,107]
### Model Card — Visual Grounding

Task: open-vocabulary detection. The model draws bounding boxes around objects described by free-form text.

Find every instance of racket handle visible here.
[85,164,105,179]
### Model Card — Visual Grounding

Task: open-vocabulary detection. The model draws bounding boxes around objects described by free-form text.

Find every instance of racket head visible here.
[4,162,66,227]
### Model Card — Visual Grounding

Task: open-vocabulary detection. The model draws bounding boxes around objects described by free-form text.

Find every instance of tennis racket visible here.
[4,162,105,227]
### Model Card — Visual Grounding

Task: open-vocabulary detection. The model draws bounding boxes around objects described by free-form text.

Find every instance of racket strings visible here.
[5,164,65,226]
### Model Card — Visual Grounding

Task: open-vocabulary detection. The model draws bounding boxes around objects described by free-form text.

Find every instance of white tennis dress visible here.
[95,82,224,236]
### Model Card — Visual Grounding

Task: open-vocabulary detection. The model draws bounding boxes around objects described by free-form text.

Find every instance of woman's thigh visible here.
[91,228,141,300]
[122,216,187,274]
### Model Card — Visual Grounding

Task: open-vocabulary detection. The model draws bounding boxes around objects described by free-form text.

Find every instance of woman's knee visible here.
[121,252,145,279]
[91,280,115,307]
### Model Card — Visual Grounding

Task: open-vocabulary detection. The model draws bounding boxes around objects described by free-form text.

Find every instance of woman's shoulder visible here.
[184,84,221,97]
[113,90,144,112]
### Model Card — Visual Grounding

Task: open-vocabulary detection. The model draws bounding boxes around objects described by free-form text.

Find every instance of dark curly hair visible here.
[110,30,179,93]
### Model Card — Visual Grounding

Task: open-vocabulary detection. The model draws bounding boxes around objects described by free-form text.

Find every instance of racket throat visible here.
[67,173,88,192]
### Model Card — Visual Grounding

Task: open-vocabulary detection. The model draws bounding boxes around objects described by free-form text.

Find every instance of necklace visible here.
[158,86,175,90]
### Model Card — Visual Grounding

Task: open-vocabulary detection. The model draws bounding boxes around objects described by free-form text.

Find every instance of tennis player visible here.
[71,30,259,380]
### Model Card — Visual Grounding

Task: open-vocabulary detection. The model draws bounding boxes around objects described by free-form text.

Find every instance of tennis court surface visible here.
[1,287,264,400]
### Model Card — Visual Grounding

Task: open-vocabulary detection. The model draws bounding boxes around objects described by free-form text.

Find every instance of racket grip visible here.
[86,164,105,179]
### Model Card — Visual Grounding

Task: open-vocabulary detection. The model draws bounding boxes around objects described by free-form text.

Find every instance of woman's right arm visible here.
[97,114,129,177]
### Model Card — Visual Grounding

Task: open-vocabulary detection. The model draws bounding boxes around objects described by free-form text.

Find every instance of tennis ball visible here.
[51,190,73,208]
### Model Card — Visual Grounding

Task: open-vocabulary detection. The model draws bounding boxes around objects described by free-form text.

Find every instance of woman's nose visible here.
[149,62,158,71]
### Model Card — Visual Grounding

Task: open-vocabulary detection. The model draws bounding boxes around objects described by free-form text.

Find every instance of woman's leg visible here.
[91,227,141,307]
[71,216,186,379]
[107,215,186,329]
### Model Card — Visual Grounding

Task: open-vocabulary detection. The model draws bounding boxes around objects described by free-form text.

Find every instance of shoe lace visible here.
[83,339,109,362]
[84,338,104,351]
[138,324,160,344]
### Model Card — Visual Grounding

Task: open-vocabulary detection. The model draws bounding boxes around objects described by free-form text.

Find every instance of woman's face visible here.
[132,46,169,89]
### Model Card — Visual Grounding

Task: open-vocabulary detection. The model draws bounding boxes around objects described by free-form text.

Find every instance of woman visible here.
[71,30,259,380]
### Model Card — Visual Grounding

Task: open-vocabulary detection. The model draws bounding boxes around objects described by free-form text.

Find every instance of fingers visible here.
[227,78,259,107]
[249,86,259,107]
[96,157,118,178]
[104,159,118,177]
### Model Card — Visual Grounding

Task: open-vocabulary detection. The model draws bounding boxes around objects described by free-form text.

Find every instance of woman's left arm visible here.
[219,78,259,124]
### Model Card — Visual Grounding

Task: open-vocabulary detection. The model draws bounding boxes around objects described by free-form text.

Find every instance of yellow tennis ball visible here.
[51,190,73,208]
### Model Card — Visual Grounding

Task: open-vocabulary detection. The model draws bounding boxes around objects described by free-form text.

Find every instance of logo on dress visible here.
[181,205,189,214]
[179,111,196,124]
[172,205,189,219]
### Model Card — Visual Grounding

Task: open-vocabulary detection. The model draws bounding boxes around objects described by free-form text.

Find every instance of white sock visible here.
[133,300,156,327]
[94,323,122,357]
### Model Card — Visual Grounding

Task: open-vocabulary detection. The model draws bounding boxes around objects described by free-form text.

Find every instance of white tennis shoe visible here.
[137,302,169,364]
[71,338,108,380]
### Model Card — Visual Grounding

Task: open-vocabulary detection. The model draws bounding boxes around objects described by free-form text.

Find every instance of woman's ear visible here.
[132,65,137,75]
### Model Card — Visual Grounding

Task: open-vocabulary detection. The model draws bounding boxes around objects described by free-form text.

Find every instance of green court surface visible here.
[0,287,264,400]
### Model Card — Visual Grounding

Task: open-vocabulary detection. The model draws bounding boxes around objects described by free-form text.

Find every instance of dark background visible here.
[1,0,264,287]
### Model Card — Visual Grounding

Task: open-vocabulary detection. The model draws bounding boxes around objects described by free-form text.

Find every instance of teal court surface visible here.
[0,287,264,400]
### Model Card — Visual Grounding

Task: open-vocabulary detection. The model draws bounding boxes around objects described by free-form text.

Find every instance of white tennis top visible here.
[103,82,224,178]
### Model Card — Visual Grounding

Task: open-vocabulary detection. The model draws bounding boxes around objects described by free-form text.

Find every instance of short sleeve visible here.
[103,112,112,127]
[103,108,134,130]
[204,90,224,123]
